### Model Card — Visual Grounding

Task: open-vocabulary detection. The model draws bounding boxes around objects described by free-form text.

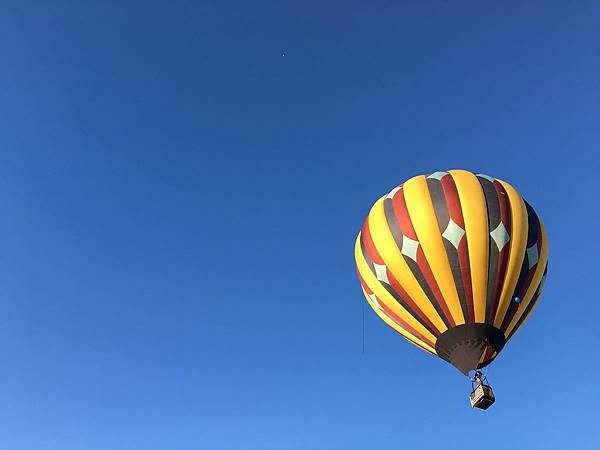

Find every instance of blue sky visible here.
[1,1,599,449]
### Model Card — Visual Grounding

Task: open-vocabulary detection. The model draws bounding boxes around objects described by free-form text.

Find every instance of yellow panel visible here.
[505,219,549,336]
[403,176,465,325]
[449,170,489,323]
[493,180,528,328]
[354,234,437,343]
[360,286,436,354]
[367,197,448,333]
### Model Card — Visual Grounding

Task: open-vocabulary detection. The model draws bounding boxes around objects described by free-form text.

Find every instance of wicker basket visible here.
[470,384,495,409]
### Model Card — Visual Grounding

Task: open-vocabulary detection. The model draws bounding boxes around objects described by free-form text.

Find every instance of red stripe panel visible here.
[360,220,385,265]
[391,189,418,240]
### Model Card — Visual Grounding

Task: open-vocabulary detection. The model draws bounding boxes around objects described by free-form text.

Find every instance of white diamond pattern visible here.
[368,293,382,310]
[490,222,510,251]
[427,171,448,180]
[538,274,547,294]
[527,245,539,269]
[386,186,402,199]
[477,173,495,182]
[442,219,465,249]
[401,236,420,262]
[373,263,389,284]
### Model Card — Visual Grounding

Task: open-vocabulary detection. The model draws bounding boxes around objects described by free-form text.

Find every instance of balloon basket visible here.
[469,382,495,410]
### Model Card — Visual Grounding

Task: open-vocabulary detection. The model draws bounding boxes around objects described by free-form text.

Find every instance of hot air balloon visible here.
[354,170,548,409]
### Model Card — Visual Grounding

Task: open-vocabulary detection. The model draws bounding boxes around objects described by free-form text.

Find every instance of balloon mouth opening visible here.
[435,323,506,375]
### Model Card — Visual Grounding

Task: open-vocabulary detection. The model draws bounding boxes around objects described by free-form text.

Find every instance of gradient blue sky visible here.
[2,1,599,449]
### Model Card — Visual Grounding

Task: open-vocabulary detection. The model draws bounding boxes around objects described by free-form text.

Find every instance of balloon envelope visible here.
[355,170,548,375]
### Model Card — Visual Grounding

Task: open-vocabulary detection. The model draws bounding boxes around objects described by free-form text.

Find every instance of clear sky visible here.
[2,1,599,449]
